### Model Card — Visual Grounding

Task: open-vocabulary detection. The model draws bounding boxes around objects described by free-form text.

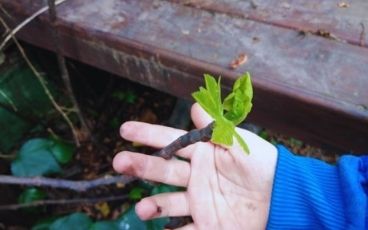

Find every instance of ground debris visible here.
[337,2,350,8]
[229,53,248,69]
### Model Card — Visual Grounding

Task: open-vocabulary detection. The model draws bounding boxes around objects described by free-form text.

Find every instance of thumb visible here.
[190,103,214,129]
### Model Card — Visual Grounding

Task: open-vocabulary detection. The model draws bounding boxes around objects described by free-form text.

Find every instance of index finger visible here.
[120,121,196,158]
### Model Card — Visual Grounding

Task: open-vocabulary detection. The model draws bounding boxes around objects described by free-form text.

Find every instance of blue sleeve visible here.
[267,145,368,229]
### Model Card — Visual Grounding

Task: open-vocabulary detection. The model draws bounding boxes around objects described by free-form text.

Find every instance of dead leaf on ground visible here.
[337,2,350,8]
[138,108,157,124]
[229,53,248,69]
[95,202,111,218]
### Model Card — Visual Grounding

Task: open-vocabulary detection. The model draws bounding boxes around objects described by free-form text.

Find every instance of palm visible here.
[113,104,277,229]
[187,140,275,229]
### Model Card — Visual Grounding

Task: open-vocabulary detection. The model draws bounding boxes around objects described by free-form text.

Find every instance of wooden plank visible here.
[169,0,368,48]
[1,0,368,152]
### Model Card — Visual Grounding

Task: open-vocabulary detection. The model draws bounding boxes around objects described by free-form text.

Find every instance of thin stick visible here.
[154,122,214,159]
[0,3,12,19]
[0,175,136,192]
[0,89,17,111]
[0,153,16,160]
[0,17,80,146]
[0,194,129,211]
[0,0,67,51]
[47,0,91,141]
[360,22,366,47]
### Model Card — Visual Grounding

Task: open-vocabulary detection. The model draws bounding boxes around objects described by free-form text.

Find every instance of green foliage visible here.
[18,187,47,213]
[32,217,58,230]
[112,89,137,104]
[11,138,74,177]
[34,206,168,230]
[114,206,168,230]
[288,137,303,148]
[258,130,270,141]
[90,221,118,230]
[18,188,46,204]
[192,73,253,154]
[49,213,93,230]
[0,63,55,152]
[114,206,150,230]
[129,187,145,201]
[223,73,253,125]
[49,138,75,164]
[31,184,176,229]
[150,184,178,195]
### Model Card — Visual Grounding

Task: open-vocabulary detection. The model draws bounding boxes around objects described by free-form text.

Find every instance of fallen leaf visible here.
[229,53,248,69]
[95,202,110,218]
[337,2,350,8]
[139,109,157,123]
[116,182,125,188]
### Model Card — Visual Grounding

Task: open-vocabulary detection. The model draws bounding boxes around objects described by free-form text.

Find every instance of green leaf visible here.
[192,73,253,154]
[124,90,137,104]
[115,206,169,230]
[90,221,118,230]
[18,187,47,213]
[0,63,57,152]
[32,217,57,230]
[49,213,92,230]
[115,206,147,230]
[234,131,250,154]
[223,72,253,125]
[49,138,74,164]
[211,118,235,146]
[150,184,178,195]
[146,217,170,230]
[11,138,61,177]
[18,188,46,204]
[129,187,145,200]
[192,74,223,120]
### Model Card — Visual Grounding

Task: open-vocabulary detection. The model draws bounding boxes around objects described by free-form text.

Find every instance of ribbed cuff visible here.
[267,145,346,229]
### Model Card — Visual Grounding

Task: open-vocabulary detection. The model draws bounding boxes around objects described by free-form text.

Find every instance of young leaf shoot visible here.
[192,72,253,154]
[155,73,253,159]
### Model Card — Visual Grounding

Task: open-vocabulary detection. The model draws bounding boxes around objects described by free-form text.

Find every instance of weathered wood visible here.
[169,0,368,48]
[1,0,367,152]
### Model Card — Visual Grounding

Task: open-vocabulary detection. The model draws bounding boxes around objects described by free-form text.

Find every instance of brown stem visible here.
[0,175,136,192]
[0,194,129,211]
[47,0,91,142]
[154,122,214,159]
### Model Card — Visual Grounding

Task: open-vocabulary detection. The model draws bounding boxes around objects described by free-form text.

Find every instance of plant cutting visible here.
[155,72,253,159]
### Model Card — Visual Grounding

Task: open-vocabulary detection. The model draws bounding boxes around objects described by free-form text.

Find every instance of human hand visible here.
[113,103,278,229]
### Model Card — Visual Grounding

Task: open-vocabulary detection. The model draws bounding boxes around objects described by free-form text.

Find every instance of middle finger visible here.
[113,151,191,187]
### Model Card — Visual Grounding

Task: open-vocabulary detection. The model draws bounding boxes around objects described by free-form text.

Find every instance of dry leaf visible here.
[337,2,350,8]
[229,53,248,69]
[95,202,111,218]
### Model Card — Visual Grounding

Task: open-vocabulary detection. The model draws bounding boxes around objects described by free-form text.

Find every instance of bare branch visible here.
[47,0,91,141]
[0,175,136,192]
[154,122,214,159]
[0,0,67,51]
[0,194,128,211]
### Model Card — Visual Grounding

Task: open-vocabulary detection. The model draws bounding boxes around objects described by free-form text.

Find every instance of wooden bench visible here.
[1,0,368,153]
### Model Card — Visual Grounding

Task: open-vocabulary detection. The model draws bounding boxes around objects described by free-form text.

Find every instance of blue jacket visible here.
[267,145,367,229]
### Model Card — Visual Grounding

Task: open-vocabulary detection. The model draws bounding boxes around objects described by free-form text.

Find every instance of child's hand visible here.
[113,103,278,229]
